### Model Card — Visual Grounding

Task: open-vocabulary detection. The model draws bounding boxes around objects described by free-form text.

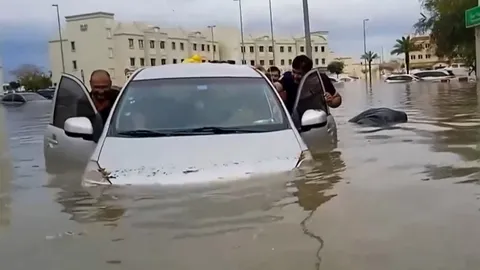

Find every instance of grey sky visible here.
[1,0,422,58]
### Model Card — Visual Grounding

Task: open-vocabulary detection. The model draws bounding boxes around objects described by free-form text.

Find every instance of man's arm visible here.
[320,73,342,108]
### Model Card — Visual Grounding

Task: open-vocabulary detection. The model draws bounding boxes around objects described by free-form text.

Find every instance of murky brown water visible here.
[2,81,480,269]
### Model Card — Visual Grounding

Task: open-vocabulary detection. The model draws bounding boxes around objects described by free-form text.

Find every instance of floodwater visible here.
[2,81,480,269]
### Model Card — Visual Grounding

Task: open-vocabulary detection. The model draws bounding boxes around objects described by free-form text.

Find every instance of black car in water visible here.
[36,89,55,99]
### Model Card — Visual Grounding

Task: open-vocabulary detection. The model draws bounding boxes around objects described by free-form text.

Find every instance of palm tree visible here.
[390,36,421,74]
[361,51,379,83]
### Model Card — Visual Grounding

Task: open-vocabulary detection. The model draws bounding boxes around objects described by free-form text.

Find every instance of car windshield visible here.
[388,75,413,81]
[414,71,448,78]
[110,77,289,136]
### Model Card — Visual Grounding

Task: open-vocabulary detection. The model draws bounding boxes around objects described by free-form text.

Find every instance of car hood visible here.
[97,130,302,185]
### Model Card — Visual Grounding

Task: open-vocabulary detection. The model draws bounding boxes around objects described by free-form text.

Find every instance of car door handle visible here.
[47,137,58,148]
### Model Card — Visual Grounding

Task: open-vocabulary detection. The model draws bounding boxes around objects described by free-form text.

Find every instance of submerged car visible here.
[385,74,419,83]
[37,89,55,99]
[1,92,49,106]
[44,64,336,186]
[411,70,454,82]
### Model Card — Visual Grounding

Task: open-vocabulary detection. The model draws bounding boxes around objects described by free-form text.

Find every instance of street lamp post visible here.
[268,0,276,66]
[233,0,246,64]
[362,18,369,79]
[52,4,65,73]
[302,0,312,59]
[207,25,216,60]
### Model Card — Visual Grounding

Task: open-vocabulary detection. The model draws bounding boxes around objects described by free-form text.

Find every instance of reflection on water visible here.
[2,82,480,269]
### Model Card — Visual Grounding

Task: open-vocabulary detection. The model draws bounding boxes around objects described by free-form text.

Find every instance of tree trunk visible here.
[405,52,410,74]
[368,61,372,84]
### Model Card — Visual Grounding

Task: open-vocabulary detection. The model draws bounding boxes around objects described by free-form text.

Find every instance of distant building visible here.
[48,11,331,86]
[409,34,449,69]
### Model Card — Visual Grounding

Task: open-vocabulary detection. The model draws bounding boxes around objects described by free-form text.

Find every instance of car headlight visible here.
[295,150,314,168]
[82,160,112,187]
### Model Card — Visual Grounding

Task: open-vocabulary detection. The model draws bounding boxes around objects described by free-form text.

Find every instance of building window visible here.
[321,58,325,65]
[250,60,255,65]
[259,46,264,52]
[315,58,319,65]
[418,55,423,59]
[160,41,165,49]
[260,60,265,65]
[193,43,197,51]
[80,24,88,32]
[426,54,431,59]
[314,46,318,52]
[172,42,176,50]
[268,46,273,52]
[128,39,134,49]
[207,44,210,51]
[288,46,292,53]
[241,46,245,53]
[269,60,274,66]
[149,40,155,49]
[108,48,113,58]
[200,44,205,51]
[70,41,76,52]
[150,58,156,66]
[173,58,177,64]
[129,57,135,66]
[411,55,416,60]
[249,46,254,53]
[180,42,185,51]
[280,46,284,53]
[161,58,166,65]
[213,45,216,52]
[106,28,112,39]
[72,60,77,70]
[321,46,325,52]
[140,58,145,66]
[288,59,292,65]
[300,46,304,52]
[280,59,285,65]
[139,40,144,49]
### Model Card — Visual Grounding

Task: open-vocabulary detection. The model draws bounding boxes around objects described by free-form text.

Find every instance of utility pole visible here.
[208,25,216,60]
[52,4,65,73]
[268,0,276,66]
[362,18,369,80]
[233,0,246,64]
[302,0,312,59]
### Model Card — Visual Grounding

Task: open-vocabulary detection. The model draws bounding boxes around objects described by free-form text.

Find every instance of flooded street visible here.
[2,81,480,269]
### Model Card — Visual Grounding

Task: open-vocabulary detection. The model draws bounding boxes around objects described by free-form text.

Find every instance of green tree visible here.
[10,64,52,91]
[361,51,379,82]
[390,36,421,74]
[414,0,476,69]
[326,61,345,77]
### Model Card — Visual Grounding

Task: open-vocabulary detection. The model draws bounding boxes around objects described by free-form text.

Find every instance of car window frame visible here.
[51,73,97,129]
[292,69,330,115]
[107,76,291,136]
[1,93,25,103]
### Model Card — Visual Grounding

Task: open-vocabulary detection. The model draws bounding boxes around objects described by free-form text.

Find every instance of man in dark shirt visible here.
[274,55,342,113]
[89,69,119,124]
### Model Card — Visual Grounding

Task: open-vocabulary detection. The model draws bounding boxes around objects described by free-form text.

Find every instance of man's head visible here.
[292,55,313,83]
[90,69,112,102]
[267,66,281,82]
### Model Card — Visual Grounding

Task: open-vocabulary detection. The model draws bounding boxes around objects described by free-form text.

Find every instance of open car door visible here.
[291,69,337,152]
[44,74,98,175]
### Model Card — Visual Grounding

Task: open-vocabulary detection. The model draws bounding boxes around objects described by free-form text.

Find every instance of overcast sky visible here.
[0,0,422,78]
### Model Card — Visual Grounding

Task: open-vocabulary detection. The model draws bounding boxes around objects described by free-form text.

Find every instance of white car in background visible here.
[411,70,454,82]
[44,64,337,186]
[384,74,419,83]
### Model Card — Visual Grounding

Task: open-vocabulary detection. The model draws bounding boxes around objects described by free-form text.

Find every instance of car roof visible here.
[133,63,263,81]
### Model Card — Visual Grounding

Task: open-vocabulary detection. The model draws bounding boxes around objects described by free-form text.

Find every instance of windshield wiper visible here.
[179,126,265,134]
[117,130,179,137]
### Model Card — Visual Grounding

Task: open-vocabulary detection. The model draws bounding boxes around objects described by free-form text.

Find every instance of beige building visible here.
[409,34,449,69]
[49,11,330,86]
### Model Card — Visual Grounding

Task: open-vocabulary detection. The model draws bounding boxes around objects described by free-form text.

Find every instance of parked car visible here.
[44,64,336,186]
[37,89,55,99]
[385,74,419,83]
[411,70,454,82]
[1,92,48,106]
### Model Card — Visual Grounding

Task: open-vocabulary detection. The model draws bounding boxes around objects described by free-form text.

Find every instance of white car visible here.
[384,74,419,83]
[44,64,337,186]
[411,70,454,82]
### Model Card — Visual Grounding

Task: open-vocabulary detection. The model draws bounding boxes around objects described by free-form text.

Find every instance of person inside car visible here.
[273,55,342,113]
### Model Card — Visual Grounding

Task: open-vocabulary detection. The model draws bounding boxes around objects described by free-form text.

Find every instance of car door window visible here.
[11,94,25,102]
[1,94,13,102]
[53,75,96,129]
[291,70,329,126]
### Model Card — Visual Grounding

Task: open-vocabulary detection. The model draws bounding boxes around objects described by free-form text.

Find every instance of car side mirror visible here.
[64,117,94,140]
[300,109,327,131]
